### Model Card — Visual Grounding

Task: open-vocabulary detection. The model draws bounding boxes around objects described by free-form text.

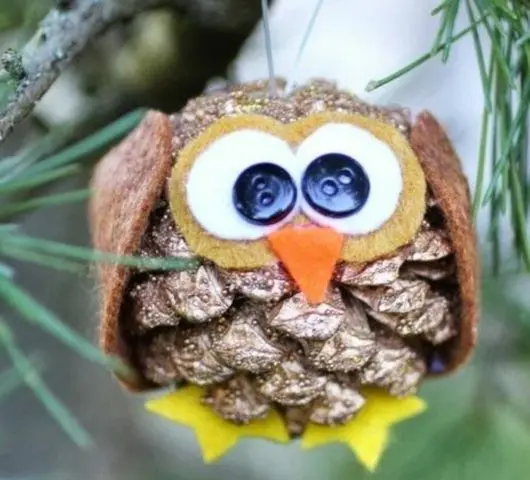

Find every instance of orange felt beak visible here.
[267,226,344,304]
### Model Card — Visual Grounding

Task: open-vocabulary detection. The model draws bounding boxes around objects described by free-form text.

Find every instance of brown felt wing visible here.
[89,111,173,390]
[410,111,479,374]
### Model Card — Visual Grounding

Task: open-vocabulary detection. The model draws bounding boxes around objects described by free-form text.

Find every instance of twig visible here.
[0,0,264,143]
[366,14,488,92]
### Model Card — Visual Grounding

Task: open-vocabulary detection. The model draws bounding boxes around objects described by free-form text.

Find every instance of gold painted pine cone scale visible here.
[127,198,457,429]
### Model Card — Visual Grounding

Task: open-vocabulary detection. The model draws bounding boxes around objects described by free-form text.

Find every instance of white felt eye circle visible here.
[296,123,403,235]
[186,129,299,240]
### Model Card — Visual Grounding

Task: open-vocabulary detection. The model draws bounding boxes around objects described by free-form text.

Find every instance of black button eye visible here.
[301,153,370,218]
[233,163,297,225]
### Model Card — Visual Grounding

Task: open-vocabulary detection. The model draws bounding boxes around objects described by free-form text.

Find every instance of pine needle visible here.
[472,45,495,217]
[483,80,530,204]
[466,0,493,111]
[0,245,84,273]
[1,234,199,271]
[0,275,111,368]
[431,0,462,61]
[25,109,145,175]
[0,125,77,178]
[0,79,148,451]
[365,15,488,91]
[0,320,92,447]
[0,189,91,219]
[0,365,26,400]
[368,0,530,274]
[0,165,79,193]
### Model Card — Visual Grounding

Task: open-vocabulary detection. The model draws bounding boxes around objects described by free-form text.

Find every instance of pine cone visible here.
[89,80,478,437]
[129,195,456,429]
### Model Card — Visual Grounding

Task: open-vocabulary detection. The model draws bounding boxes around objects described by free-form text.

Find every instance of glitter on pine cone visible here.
[109,79,462,435]
[123,191,458,434]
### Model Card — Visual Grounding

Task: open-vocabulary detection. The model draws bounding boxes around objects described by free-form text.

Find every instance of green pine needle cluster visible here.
[0,0,529,476]
[0,107,139,445]
[0,105,197,445]
[369,0,530,274]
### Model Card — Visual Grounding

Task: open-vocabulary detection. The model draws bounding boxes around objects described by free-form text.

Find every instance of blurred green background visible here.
[0,1,529,479]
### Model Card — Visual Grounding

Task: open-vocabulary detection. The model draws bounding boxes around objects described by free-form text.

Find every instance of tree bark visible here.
[0,0,264,142]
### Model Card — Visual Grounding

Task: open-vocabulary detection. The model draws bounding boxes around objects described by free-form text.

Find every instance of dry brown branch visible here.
[0,0,263,142]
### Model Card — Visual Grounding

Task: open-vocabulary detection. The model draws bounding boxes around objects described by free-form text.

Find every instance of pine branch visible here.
[368,0,530,274]
[0,108,197,443]
[0,0,265,143]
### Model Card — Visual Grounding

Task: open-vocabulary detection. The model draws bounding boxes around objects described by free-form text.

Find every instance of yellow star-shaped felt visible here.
[145,385,290,462]
[301,388,427,471]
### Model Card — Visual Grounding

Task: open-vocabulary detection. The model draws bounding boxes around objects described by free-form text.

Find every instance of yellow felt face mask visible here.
[169,113,426,269]
[169,112,426,305]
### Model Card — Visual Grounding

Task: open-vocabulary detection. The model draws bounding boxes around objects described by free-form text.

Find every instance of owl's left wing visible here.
[89,110,173,390]
[410,111,479,373]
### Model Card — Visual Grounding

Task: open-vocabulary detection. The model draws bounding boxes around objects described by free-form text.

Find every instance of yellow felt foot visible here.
[301,389,427,472]
[145,385,290,462]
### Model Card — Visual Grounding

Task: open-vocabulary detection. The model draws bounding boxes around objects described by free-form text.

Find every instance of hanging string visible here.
[261,0,278,96]
[285,0,325,95]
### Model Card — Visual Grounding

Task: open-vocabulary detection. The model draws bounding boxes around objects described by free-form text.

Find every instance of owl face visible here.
[169,91,426,304]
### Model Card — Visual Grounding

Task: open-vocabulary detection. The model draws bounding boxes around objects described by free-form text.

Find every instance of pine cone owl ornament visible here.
[89,79,478,470]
